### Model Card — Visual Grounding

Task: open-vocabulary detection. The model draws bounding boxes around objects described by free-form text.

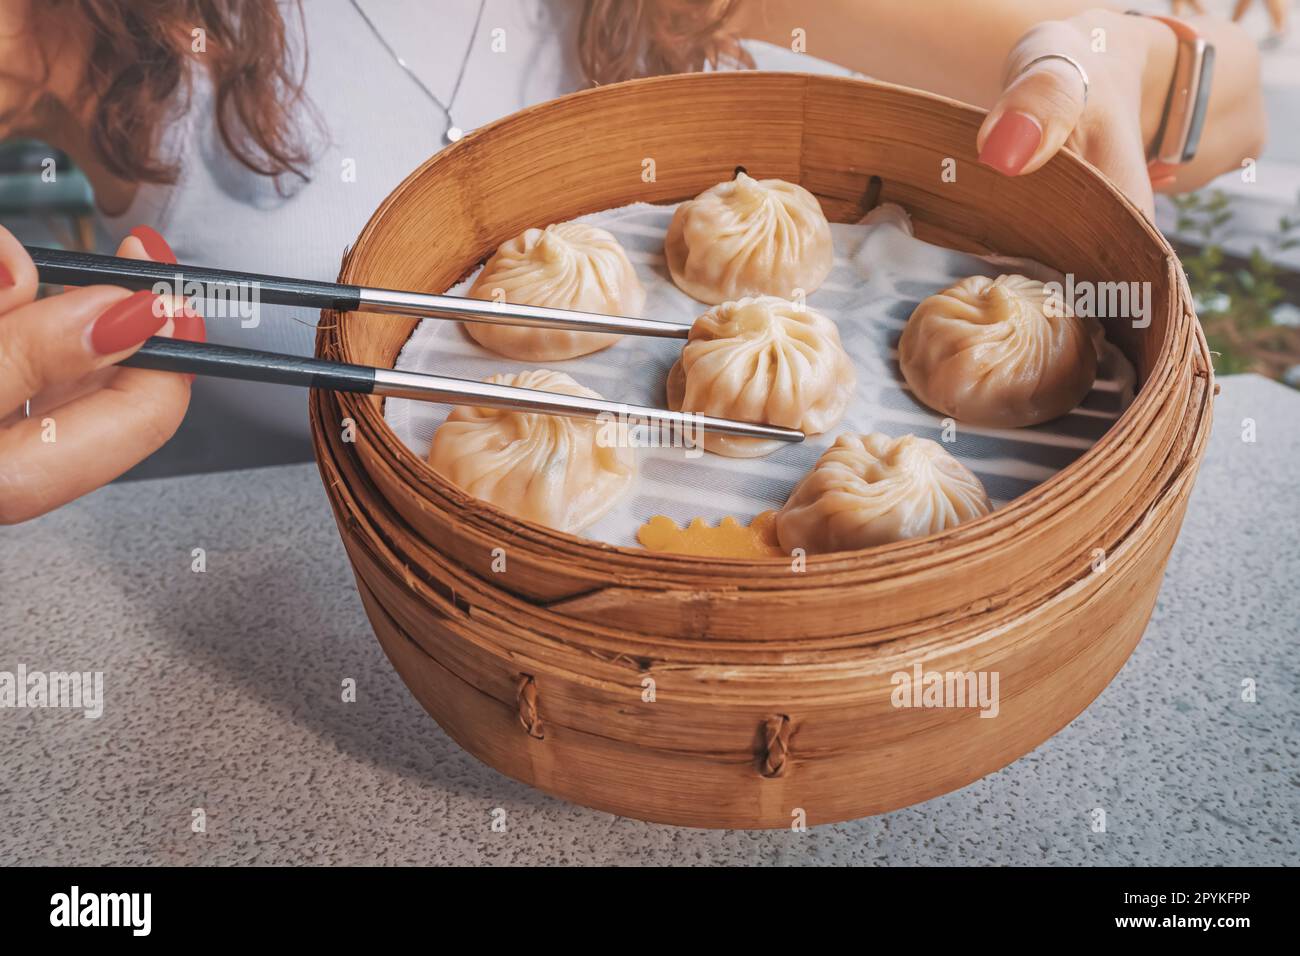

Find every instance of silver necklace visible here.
[350,0,488,143]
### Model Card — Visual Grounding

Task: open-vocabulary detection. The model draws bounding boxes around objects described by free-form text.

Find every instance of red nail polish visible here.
[90,290,167,355]
[0,261,13,287]
[172,305,206,344]
[979,112,1043,177]
[129,225,178,264]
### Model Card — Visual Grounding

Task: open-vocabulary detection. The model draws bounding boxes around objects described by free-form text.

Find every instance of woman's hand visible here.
[736,2,1265,218]
[979,7,1265,218]
[979,10,1162,216]
[0,225,204,524]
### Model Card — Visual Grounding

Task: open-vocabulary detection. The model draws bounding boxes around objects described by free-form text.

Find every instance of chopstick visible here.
[34,246,800,442]
[25,245,691,340]
[120,337,805,445]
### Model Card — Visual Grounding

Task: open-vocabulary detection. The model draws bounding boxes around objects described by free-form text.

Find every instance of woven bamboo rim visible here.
[310,73,1212,826]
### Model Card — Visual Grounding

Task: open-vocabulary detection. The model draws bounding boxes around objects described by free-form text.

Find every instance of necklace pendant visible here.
[445,125,464,143]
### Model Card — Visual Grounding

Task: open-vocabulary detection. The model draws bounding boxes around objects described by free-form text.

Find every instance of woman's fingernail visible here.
[172,304,206,343]
[979,112,1043,177]
[0,262,13,287]
[90,290,167,355]
[129,225,178,264]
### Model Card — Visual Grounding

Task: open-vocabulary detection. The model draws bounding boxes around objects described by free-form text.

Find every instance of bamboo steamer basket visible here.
[311,73,1212,828]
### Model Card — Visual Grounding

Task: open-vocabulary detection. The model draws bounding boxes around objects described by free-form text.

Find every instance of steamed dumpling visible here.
[666,296,855,458]
[775,433,992,554]
[665,173,834,304]
[898,274,1098,428]
[428,369,636,532]
[465,222,646,361]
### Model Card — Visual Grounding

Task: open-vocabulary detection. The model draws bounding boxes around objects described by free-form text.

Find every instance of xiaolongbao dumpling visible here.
[666,296,855,458]
[775,433,992,554]
[665,173,834,304]
[465,222,646,361]
[898,274,1098,428]
[428,369,636,532]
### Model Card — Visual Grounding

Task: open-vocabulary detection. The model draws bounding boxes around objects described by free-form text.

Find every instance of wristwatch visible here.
[1128,11,1216,186]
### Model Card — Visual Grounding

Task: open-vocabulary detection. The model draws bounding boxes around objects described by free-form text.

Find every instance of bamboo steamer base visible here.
[311,73,1212,828]
[355,499,1187,827]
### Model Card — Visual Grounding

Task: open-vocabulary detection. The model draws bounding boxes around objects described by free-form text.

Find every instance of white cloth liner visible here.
[385,202,1136,547]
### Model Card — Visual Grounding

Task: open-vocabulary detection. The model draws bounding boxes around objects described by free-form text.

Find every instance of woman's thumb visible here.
[978,26,1090,177]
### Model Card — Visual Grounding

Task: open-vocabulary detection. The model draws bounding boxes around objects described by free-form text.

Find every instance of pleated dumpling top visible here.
[465,222,646,361]
[665,173,834,304]
[666,296,855,458]
[775,432,992,553]
[899,274,1098,428]
[428,369,636,532]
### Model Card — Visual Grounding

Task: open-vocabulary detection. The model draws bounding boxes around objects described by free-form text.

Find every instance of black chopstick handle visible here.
[26,246,363,312]
[120,337,377,394]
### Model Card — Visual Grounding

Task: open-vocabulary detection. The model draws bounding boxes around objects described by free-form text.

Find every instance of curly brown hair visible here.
[578,0,753,86]
[36,0,315,185]
[32,0,752,187]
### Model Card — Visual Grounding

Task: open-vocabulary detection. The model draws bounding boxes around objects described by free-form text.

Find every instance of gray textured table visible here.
[1,374,1296,866]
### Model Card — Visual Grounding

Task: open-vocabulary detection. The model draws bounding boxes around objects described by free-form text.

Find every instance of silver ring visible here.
[1016,53,1090,108]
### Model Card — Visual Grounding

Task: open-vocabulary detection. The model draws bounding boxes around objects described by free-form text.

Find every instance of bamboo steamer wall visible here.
[311,73,1213,828]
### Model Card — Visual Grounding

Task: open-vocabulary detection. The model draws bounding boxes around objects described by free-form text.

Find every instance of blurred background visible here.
[1,0,1296,480]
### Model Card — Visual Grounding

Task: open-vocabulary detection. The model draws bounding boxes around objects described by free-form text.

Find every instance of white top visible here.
[101,0,854,440]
